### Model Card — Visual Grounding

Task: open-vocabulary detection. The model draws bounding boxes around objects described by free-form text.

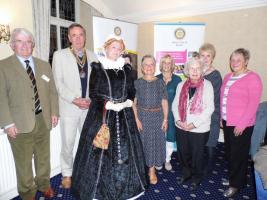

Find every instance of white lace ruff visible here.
[98,56,125,70]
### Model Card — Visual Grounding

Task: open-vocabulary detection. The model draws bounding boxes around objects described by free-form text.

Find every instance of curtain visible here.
[32,0,50,61]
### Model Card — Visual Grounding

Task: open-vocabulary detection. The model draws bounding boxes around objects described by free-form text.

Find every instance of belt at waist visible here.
[112,99,127,104]
[138,107,161,112]
[98,95,127,104]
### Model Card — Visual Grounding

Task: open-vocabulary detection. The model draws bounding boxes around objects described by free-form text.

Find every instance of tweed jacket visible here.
[0,54,59,133]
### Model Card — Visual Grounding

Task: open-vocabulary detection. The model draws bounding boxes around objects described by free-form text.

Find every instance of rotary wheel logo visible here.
[174,28,185,39]
[114,26,122,36]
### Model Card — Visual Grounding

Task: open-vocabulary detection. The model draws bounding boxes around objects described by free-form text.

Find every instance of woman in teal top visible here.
[157,54,182,171]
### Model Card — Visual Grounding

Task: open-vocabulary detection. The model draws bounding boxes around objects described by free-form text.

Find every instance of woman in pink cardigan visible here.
[220,48,263,198]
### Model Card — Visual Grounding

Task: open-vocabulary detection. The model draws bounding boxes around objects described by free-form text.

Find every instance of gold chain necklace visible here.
[70,47,87,67]
[70,47,87,78]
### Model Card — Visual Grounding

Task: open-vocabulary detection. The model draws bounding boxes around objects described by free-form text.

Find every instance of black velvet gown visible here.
[72,62,147,200]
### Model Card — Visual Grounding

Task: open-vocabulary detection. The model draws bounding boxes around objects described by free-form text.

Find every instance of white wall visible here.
[0,0,33,59]
[138,6,267,100]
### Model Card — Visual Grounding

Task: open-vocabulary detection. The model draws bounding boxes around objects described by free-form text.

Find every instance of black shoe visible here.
[190,182,200,191]
[223,187,239,198]
[177,176,191,185]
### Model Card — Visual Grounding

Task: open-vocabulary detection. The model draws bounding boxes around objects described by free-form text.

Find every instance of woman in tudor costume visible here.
[71,36,147,200]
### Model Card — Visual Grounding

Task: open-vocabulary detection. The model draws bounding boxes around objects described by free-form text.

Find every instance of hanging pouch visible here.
[93,101,110,150]
[93,124,110,150]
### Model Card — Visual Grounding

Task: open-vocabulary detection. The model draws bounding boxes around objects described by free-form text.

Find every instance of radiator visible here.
[0,124,64,200]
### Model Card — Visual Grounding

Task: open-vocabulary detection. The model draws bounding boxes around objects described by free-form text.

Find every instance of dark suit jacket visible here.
[0,54,59,133]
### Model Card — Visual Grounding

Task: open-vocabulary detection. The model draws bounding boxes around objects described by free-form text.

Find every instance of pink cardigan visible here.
[220,71,262,129]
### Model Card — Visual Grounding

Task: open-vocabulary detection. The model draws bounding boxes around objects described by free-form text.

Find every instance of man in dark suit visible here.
[0,28,59,200]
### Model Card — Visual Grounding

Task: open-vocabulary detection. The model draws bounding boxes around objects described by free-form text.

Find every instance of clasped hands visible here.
[105,99,133,112]
[73,97,91,109]
[176,120,195,131]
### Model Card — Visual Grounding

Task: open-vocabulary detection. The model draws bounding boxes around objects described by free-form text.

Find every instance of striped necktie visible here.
[24,60,41,113]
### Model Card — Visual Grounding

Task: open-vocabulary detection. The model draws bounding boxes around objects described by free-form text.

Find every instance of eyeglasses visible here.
[14,40,33,46]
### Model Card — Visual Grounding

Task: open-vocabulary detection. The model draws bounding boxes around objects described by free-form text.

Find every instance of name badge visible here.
[41,74,50,82]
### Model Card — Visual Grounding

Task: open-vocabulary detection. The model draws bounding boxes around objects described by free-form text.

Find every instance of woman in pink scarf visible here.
[172,57,214,191]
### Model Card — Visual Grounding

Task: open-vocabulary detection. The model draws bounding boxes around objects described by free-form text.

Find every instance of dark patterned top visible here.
[135,78,167,167]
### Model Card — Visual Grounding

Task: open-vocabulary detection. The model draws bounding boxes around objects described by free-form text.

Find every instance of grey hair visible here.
[141,54,156,66]
[183,57,205,77]
[230,48,250,62]
[10,28,35,48]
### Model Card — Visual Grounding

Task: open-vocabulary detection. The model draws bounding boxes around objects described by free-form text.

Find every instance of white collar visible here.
[98,56,125,70]
[16,55,34,70]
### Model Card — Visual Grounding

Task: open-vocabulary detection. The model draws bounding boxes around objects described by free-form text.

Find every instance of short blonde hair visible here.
[159,54,175,72]
[103,38,126,53]
[199,43,216,59]
[141,54,156,75]
[183,57,205,77]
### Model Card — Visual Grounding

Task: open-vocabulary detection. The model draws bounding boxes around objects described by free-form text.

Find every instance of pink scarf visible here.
[178,78,204,122]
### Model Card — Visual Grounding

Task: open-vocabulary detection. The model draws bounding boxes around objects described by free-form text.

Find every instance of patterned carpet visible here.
[13,143,256,200]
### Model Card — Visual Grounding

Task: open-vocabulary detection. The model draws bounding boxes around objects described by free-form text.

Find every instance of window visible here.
[49,25,57,62]
[59,0,76,21]
[51,0,57,17]
[60,26,69,49]
[49,0,80,64]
